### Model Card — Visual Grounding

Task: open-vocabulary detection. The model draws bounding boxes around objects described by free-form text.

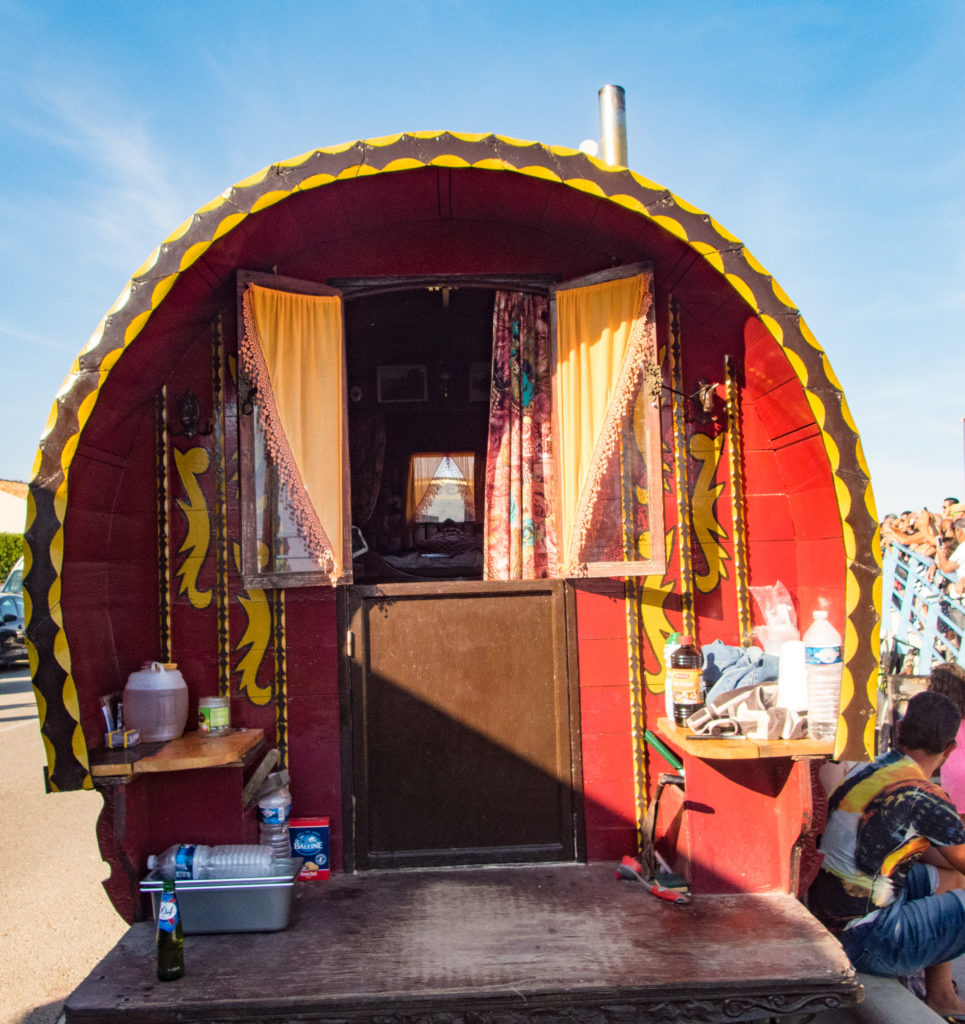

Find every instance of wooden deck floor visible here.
[64,863,860,1024]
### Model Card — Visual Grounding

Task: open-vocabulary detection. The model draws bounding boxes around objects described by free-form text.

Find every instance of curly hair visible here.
[928,662,965,718]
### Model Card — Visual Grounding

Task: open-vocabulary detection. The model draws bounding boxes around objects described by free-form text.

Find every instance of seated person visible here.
[808,691,965,1017]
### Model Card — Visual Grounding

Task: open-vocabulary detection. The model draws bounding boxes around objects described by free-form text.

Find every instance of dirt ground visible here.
[0,664,128,1024]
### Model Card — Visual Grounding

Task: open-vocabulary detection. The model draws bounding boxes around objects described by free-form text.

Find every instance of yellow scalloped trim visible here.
[652,215,688,242]
[710,218,742,244]
[195,193,230,215]
[608,194,649,215]
[518,164,562,182]
[318,138,358,154]
[364,133,406,148]
[865,480,879,527]
[804,389,826,427]
[670,193,706,216]
[846,568,861,614]
[820,352,843,391]
[842,618,857,666]
[429,154,472,168]
[99,346,124,374]
[63,676,81,720]
[799,318,824,352]
[822,422,841,469]
[842,520,857,560]
[124,309,152,344]
[493,134,539,148]
[547,144,582,157]
[53,628,70,671]
[151,275,178,307]
[833,474,852,519]
[79,321,106,356]
[691,241,725,273]
[449,131,492,143]
[473,158,517,171]
[293,173,336,192]
[275,149,318,169]
[179,241,211,271]
[335,164,365,179]
[107,283,133,316]
[250,189,291,214]
[234,166,272,189]
[381,158,428,173]
[563,177,607,197]
[75,389,99,434]
[759,314,784,345]
[133,248,161,279]
[742,249,771,277]
[725,273,757,309]
[60,433,78,473]
[628,169,663,191]
[213,212,246,240]
[771,278,795,308]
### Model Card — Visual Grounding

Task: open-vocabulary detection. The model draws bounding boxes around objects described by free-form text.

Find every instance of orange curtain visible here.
[555,273,652,573]
[241,284,345,582]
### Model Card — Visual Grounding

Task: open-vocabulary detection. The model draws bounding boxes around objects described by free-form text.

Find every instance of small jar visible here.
[198,696,231,736]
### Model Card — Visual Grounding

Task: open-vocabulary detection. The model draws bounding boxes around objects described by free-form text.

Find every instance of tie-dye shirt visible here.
[809,750,965,934]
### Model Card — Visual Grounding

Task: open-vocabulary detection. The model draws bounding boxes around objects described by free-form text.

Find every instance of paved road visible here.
[0,663,128,1024]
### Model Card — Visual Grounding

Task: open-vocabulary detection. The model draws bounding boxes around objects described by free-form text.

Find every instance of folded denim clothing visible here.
[702,639,780,704]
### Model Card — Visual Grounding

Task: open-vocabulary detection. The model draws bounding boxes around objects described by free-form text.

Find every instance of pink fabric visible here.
[941,720,965,811]
[483,292,556,580]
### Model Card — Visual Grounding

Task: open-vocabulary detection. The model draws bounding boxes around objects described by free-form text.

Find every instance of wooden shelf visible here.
[657,719,834,761]
[91,729,265,779]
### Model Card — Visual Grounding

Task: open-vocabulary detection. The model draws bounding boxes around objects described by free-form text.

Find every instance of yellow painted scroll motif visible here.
[173,446,212,609]
[231,541,273,705]
[689,431,730,595]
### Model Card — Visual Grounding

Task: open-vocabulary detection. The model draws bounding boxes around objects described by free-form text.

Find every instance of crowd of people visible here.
[882,497,965,599]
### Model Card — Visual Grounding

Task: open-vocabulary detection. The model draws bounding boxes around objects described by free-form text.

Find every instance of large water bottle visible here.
[147,843,275,880]
[258,786,292,858]
[803,610,843,741]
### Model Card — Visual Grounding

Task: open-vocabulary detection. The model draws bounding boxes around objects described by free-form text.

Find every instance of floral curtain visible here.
[483,291,556,579]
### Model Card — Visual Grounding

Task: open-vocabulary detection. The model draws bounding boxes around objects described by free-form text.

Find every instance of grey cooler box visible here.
[141,857,303,933]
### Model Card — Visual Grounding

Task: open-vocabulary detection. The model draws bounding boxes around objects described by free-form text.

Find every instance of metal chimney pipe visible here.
[599,84,628,166]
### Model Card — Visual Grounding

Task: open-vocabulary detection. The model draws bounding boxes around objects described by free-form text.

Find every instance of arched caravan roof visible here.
[25,131,880,789]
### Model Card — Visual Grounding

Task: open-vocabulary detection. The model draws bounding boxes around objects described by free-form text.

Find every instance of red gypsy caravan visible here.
[29,108,876,1021]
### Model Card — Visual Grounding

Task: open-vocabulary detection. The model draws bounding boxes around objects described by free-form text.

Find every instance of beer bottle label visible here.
[158,894,179,933]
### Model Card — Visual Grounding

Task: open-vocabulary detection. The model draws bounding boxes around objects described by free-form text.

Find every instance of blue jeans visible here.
[840,863,965,976]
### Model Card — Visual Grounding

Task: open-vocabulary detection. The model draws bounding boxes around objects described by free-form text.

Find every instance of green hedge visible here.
[0,534,23,584]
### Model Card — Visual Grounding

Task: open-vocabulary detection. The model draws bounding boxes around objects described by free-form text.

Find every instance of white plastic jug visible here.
[123,662,189,742]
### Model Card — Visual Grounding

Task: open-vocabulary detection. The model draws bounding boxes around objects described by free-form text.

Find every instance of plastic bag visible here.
[749,581,799,655]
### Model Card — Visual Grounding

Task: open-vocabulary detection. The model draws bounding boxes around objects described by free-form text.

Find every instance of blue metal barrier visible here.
[881,543,965,673]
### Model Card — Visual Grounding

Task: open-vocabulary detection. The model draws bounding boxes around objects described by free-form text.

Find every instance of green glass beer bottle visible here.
[156,879,185,981]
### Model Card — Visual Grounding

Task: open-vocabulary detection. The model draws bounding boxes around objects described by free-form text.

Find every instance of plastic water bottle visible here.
[147,843,275,880]
[258,786,292,858]
[803,610,843,741]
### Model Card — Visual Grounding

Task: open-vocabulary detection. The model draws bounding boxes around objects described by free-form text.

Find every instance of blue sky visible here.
[0,0,962,518]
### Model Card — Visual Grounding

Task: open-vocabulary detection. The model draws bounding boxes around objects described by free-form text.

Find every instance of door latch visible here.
[345,630,355,657]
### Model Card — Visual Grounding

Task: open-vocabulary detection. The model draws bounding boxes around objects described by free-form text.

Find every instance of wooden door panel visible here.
[348,581,581,869]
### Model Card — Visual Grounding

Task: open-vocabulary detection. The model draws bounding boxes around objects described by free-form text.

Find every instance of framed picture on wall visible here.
[377,364,428,403]
[469,361,490,402]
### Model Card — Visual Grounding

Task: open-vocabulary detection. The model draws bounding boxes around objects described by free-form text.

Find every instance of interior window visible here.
[408,453,475,524]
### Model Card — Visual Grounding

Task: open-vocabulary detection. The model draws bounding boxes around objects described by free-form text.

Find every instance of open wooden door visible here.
[345,579,583,870]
